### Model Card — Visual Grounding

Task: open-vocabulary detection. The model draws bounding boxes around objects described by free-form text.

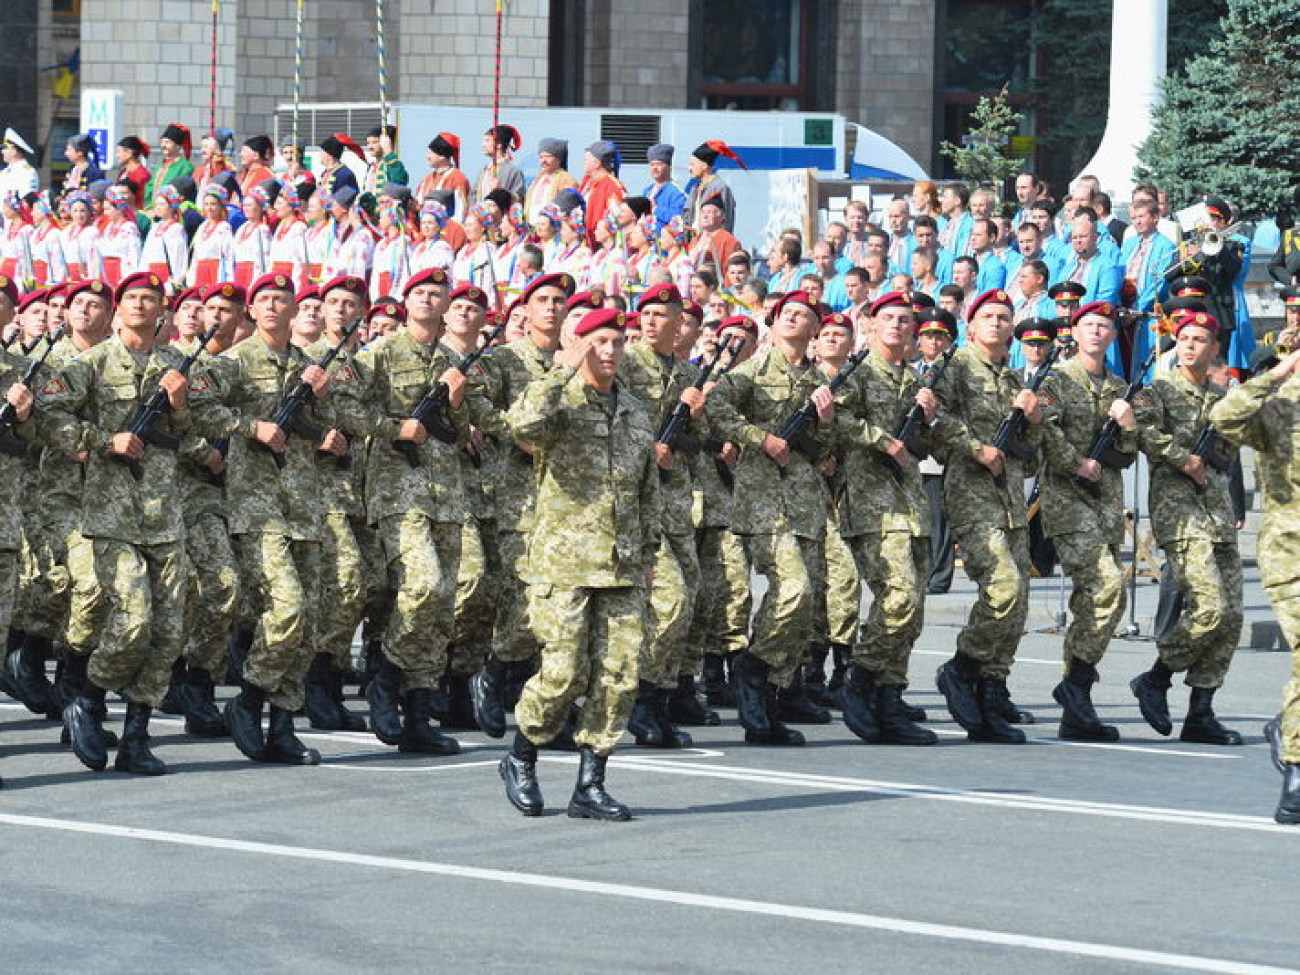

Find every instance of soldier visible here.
[498,307,659,821]
[470,272,575,738]
[707,291,836,746]
[929,288,1044,743]
[915,308,957,595]
[1036,302,1137,741]
[1130,311,1243,745]
[832,295,937,745]
[1209,346,1300,821]
[334,268,466,755]
[39,271,195,775]
[186,271,348,765]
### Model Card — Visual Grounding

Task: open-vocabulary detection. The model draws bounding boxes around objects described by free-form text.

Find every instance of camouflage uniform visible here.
[0,349,36,645]
[823,514,860,648]
[505,365,659,756]
[1134,372,1241,688]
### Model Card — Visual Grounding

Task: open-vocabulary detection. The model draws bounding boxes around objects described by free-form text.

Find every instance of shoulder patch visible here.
[332,364,357,384]
[187,373,212,394]
[40,376,67,397]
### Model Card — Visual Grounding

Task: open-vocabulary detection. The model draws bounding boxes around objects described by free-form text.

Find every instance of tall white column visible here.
[1076,0,1167,204]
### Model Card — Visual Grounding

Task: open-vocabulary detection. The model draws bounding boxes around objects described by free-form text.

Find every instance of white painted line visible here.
[912,649,1066,667]
[0,812,1291,975]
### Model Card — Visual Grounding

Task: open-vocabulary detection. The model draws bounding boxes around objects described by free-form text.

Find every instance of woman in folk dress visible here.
[587,209,629,300]
[370,197,414,301]
[302,190,332,284]
[0,192,34,289]
[320,186,374,281]
[492,202,531,297]
[60,191,102,282]
[531,202,564,270]
[28,193,67,287]
[186,184,235,288]
[452,203,499,299]
[232,182,273,288]
[267,179,309,290]
[140,185,189,287]
[551,206,592,290]
[410,199,455,276]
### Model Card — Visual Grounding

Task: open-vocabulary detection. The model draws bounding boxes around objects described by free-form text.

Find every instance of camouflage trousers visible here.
[644,531,700,688]
[449,515,501,678]
[234,531,320,711]
[516,584,645,756]
[743,532,825,687]
[0,547,19,638]
[80,537,187,707]
[491,529,540,664]
[182,513,241,676]
[1272,592,1300,764]
[378,511,461,690]
[317,511,368,670]
[847,531,928,687]
[1158,537,1242,688]
[17,512,82,644]
[954,524,1030,680]
[64,529,103,655]
[825,523,861,647]
[686,526,751,660]
[1054,532,1126,668]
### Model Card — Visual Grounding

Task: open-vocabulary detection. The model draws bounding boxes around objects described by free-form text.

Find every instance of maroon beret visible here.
[402,267,450,297]
[573,307,627,337]
[636,282,682,311]
[449,283,490,310]
[113,270,166,304]
[966,288,1013,319]
[521,272,576,303]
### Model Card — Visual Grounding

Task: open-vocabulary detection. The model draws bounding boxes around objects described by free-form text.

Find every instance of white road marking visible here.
[0,812,1291,975]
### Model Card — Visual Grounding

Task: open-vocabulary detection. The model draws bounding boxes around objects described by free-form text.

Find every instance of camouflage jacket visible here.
[333,328,469,527]
[0,347,38,549]
[705,345,831,540]
[1036,356,1134,544]
[1210,371,1300,597]
[1133,370,1235,546]
[506,366,659,589]
[929,345,1040,530]
[175,345,230,526]
[441,338,502,523]
[27,335,86,529]
[185,332,334,541]
[833,352,929,538]
[37,336,203,546]
[306,338,366,519]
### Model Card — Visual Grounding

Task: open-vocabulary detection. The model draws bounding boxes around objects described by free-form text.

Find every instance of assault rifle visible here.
[1073,344,1162,498]
[991,340,1065,466]
[260,318,362,470]
[0,327,63,458]
[1186,423,1233,493]
[882,345,956,475]
[776,348,869,463]
[656,333,745,456]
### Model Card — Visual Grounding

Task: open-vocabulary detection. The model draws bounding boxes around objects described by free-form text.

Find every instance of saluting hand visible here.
[1271,348,1300,381]
[557,335,591,372]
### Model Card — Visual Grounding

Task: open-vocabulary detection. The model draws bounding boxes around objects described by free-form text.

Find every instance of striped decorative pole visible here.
[293,0,305,143]
[492,0,504,134]
[209,0,220,135]
[376,0,389,128]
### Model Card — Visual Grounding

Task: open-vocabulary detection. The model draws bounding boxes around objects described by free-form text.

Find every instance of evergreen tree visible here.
[1138,0,1300,216]
[940,86,1023,188]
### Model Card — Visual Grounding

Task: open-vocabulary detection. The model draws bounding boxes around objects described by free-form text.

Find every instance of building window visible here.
[53,0,81,20]
[700,0,809,111]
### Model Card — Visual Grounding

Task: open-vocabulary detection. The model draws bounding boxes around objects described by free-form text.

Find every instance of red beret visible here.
[573,308,627,337]
[868,290,910,317]
[719,314,758,336]
[171,285,203,312]
[967,288,1013,319]
[1173,310,1220,337]
[449,283,490,310]
[114,270,166,304]
[636,282,682,310]
[682,300,704,322]
[17,288,50,314]
[368,298,407,323]
[64,279,113,307]
[820,312,854,332]
[320,274,370,307]
[1070,300,1115,328]
[295,285,321,305]
[625,312,640,329]
[771,290,819,321]
[248,272,298,302]
[521,272,576,303]
[200,281,247,306]
[0,275,19,307]
[566,290,605,312]
[403,267,450,296]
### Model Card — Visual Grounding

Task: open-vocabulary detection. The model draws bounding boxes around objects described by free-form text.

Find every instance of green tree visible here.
[940,86,1023,188]
[1137,0,1300,216]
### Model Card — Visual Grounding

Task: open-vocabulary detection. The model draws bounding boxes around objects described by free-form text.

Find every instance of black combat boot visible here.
[262,705,321,765]
[6,632,55,715]
[330,664,367,731]
[838,665,879,743]
[1180,686,1243,745]
[1265,715,1285,772]
[667,673,720,726]
[986,677,1035,725]
[803,644,836,708]
[1053,658,1119,742]
[441,675,479,731]
[732,650,772,735]
[1276,765,1300,825]
[827,643,850,696]
[180,666,229,737]
[968,679,1027,744]
[158,657,186,715]
[936,652,983,731]
[567,746,631,821]
[398,688,461,755]
[357,637,382,695]
[225,679,267,761]
[702,652,735,707]
[1130,659,1174,736]
[64,669,110,772]
[653,687,693,748]
[226,629,255,686]
[114,703,167,775]
[303,653,343,730]
[876,685,938,746]
[470,654,509,738]
[747,682,805,746]
[500,732,544,816]
[366,655,405,746]
[900,695,928,722]
[774,668,832,724]
[627,680,665,746]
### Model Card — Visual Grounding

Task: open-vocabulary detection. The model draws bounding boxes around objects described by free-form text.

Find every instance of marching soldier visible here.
[1130,311,1243,745]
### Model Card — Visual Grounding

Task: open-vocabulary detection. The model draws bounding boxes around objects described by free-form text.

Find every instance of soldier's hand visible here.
[159,369,189,410]
[1270,348,1300,380]
[719,442,739,467]
[1109,398,1137,431]
[680,386,705,416]
[109,431,145,459]
[1076,458,1102,482]
[320,428,348,456]
[654,442,674,471]
[811,385,835,421]
[302,364,330,399]
[762,433,790,467]
[819,455,837,477]
[205,449,226,475]
[915,387,937,422]
[6,382,34,422]
[1014,389,1042,424]
[1181,454,1207,486]
[439,366,466,409]
[886,438,912,469]
[398,418,428,444]
[254,421,287,452]
[557,335,591,371]
[975,444,1005,478]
